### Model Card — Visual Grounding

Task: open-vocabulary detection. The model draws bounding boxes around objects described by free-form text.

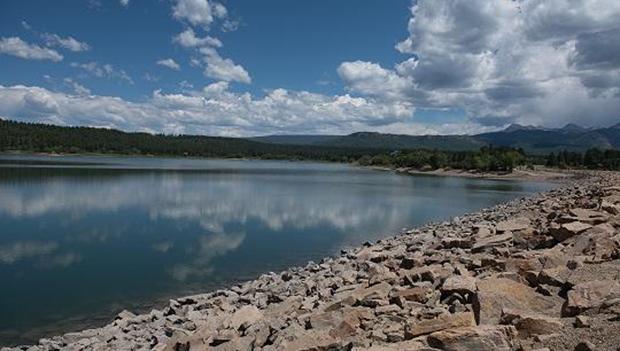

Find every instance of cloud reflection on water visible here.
[0,173,404,233]
[0,241,58,264]
[0,169,417,278]
[171,231,246,281]
[0,164,541,278]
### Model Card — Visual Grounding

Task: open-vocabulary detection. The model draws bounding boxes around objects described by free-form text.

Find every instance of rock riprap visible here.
[4,172,620,351]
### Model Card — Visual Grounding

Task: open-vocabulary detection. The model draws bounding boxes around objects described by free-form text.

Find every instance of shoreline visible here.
[4,171,620,351]
[2,150,580,183]
[0,151,348,167]
[368,165,576,182]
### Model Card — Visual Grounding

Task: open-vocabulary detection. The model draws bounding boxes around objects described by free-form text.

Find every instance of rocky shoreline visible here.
[4,172,620,351]
[395,167,573,182]
[367,165,573,182]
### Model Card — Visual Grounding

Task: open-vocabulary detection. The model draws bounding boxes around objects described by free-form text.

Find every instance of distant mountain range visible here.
[251,123,620,154]
[2,119,619,155]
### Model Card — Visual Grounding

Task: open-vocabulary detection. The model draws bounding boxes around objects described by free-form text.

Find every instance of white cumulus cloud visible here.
[171,0,250,84]
[338,61,413,100]
[339,0,620,129]
[0,37,63,62]
[172,0,227,29]
[173,28,222,48]
[0,84,414,136]
[42,33,90,52]
[70,61,134,85]
[63,78,91,96]
[198,47,251,84]
[157,58,181,71]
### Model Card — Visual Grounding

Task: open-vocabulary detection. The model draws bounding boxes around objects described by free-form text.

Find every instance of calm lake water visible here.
[0,155,552,345]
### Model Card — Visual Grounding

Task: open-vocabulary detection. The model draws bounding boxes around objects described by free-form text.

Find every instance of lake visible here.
[0,155,552,345]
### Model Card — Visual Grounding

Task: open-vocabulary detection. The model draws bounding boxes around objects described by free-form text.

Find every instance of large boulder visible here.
[568,208,609,225]
[548,221,592,242]
[352,340,431,350]
[395,286,434,304]
[327,282,392,311]
[564,280,620,316]
[405,312,476,339]
[226,305,264,331]
[401,265,453,286]
[212,336,254,351]
[441,276,477,296]
[274,329,352,351]
[495,217,531,233]
[504,257,543,278]
[308,307,368,338]
[472,233,513,253]
[500,308,563,336]
[563,225,620,263]
[474,278,561,324]
[426,325,518,351]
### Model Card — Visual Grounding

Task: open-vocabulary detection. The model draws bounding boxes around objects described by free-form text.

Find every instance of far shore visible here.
[2,150,580,182]
[367,165,576,182]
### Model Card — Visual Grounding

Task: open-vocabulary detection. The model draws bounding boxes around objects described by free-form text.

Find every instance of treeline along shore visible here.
[3,171,620,350]
[1,119,620,172]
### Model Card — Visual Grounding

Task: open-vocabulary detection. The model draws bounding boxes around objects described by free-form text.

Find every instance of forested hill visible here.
[0,119,380,162]
[252,132,485,151]
[3,119,620,157]
[0,119,531,172]
[2,119,620,171]
[253,124,620,154]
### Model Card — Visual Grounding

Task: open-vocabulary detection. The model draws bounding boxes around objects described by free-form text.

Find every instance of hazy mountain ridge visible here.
[253,123,620,153]
[1,119,618,154]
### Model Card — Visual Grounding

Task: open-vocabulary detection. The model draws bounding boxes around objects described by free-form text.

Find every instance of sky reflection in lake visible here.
[0,155,552,345]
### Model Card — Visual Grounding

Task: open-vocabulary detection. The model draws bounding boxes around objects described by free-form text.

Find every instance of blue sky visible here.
[0,0,619,136]
[1,0,409,98]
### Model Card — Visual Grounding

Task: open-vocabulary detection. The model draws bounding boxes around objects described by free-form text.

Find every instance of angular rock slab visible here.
[226,305,264,331]
[405,312,476,339]
[276,329,353,351]
[548,221,592,242]
[441,276,477,295]
[427,325,518,351]
[568,208,609,225]
[500,308,563,336]
[564,280,620,316]
[495,217,531,233]
[474,278,561,324]
[352,339,432,350]
[472,233,513,253]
